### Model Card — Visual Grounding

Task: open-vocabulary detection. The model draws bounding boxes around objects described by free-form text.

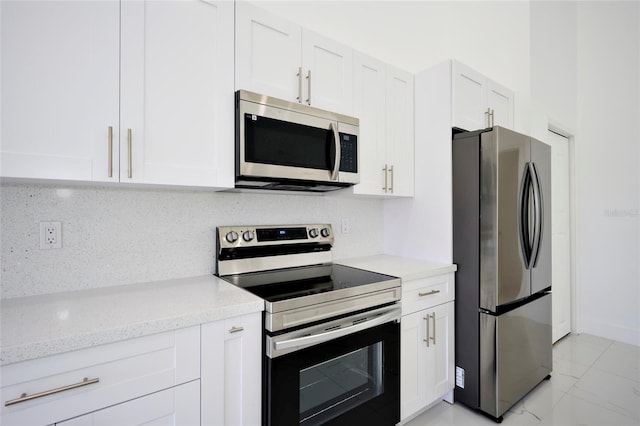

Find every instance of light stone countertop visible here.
[0,255,454,366]
[0,275,264,366]
[336,254,457,281]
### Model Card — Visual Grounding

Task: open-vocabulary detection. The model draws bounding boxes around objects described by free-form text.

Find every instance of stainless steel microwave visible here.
[235,90,359,192]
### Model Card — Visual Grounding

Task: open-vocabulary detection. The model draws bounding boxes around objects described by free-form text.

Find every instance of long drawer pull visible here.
[4,377,100,407]
[419,289,441,297]
[229,326,244,334]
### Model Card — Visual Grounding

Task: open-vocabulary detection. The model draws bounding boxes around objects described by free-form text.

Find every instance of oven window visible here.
[299,343,383,425]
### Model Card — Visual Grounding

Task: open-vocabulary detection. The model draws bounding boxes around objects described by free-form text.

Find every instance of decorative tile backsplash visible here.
[0,183,383,299]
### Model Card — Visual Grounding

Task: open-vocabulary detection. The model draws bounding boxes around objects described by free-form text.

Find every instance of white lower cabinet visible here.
[1,312,263,426]
[0,326,200,426]
[57,380,200,426]
[400,274,455,423]
[201,312,262,426]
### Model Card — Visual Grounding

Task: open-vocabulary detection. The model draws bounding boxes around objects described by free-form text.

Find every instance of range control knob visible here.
[242,230,255,242]
[309,228,319,238]
[320,227,331,238]
[225,231,239,243]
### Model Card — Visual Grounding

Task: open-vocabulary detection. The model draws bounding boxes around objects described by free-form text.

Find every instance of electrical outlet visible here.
[40,221,62,249]
[341,218,350,234]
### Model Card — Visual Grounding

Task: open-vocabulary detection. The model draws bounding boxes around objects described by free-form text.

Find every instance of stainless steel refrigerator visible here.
[452,126,552,422]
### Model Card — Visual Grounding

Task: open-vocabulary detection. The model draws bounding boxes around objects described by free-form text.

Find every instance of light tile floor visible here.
[406,333,640,425]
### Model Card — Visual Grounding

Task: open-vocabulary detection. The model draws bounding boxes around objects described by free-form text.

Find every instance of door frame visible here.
[547,121,578,338]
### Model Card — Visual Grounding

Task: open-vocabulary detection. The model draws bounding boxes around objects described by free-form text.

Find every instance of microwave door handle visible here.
[330,122,340,181]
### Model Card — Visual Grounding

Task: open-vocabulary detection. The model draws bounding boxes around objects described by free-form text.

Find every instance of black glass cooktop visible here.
[221,264,398,303]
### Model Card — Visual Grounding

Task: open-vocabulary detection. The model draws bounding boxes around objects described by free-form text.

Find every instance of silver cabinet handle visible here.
[490,108,495,127]
[4,377,100,407]
[419,289,440,297]
[127,128,132,179]
[424,315,430,347]
[108,126,113,178]
[382,164,388,192]
[229,326,244,334]
[305,69,311,105]
[297,67,302,103]
[389,165,394,193]
[430,312,436,345]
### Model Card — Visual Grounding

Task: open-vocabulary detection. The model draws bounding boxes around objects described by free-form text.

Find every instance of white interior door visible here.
[548,130,571,342]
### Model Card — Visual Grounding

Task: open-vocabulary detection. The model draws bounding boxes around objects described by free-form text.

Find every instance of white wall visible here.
[573,1,639,345]
[530,1,577,132]
[0,184,383,298]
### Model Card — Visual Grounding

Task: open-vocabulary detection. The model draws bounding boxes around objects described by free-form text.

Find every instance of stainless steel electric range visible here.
[216,224,401,426]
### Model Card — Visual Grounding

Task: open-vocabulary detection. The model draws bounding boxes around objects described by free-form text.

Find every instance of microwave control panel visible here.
[339,133,358,173]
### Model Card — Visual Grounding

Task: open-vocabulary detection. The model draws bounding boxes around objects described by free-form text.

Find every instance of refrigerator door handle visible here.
[518,163,533,269]
[529,162,544,267]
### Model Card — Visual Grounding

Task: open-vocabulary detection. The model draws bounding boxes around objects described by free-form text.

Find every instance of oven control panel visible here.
[217,224,334,249]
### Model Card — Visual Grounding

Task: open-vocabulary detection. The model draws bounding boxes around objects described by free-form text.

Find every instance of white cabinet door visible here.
[487,80,514,129]
[57,380,200,426]
[452,61,487,131]
[0,0,120,182]
[452,61,514,131]
[235,1,302,102]
[400,310,428,420]
[385,66,414,197]
[352,57,414,197]
[235,2,353,115]
[120,0,234,188]
[302,30,353,115]
[400,280,454,422]
[425,301,455,405]
[201,312,262,426]
[352,52,387,196]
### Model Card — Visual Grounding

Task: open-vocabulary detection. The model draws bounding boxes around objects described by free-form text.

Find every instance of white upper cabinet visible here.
[385,66,414,197]
[120,0,234,187]
[352,53,414,197]
[1,0,234,188]
[301,30,353,115]
[352,53,387,195]
[1,1,120,182]
[234,1,302,103]
[235,1,353,116]
[452,61,514,131]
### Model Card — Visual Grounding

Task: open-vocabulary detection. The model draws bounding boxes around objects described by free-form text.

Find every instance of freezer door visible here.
[479,293,552,419]
[480,127,531,311]
[530,138,552,294]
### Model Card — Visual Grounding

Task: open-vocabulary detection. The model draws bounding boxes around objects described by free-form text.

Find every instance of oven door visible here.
[237,94,359,185]
[265,307,400,426]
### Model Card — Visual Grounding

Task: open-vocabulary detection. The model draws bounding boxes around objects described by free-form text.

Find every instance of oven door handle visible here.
[272,308,400,355]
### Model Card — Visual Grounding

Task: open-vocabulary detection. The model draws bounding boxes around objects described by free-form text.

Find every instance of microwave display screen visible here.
[244,114,357,173]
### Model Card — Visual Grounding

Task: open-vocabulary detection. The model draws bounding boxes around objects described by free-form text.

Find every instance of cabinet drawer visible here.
[401,273,454,315]
[1,326,200,426]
